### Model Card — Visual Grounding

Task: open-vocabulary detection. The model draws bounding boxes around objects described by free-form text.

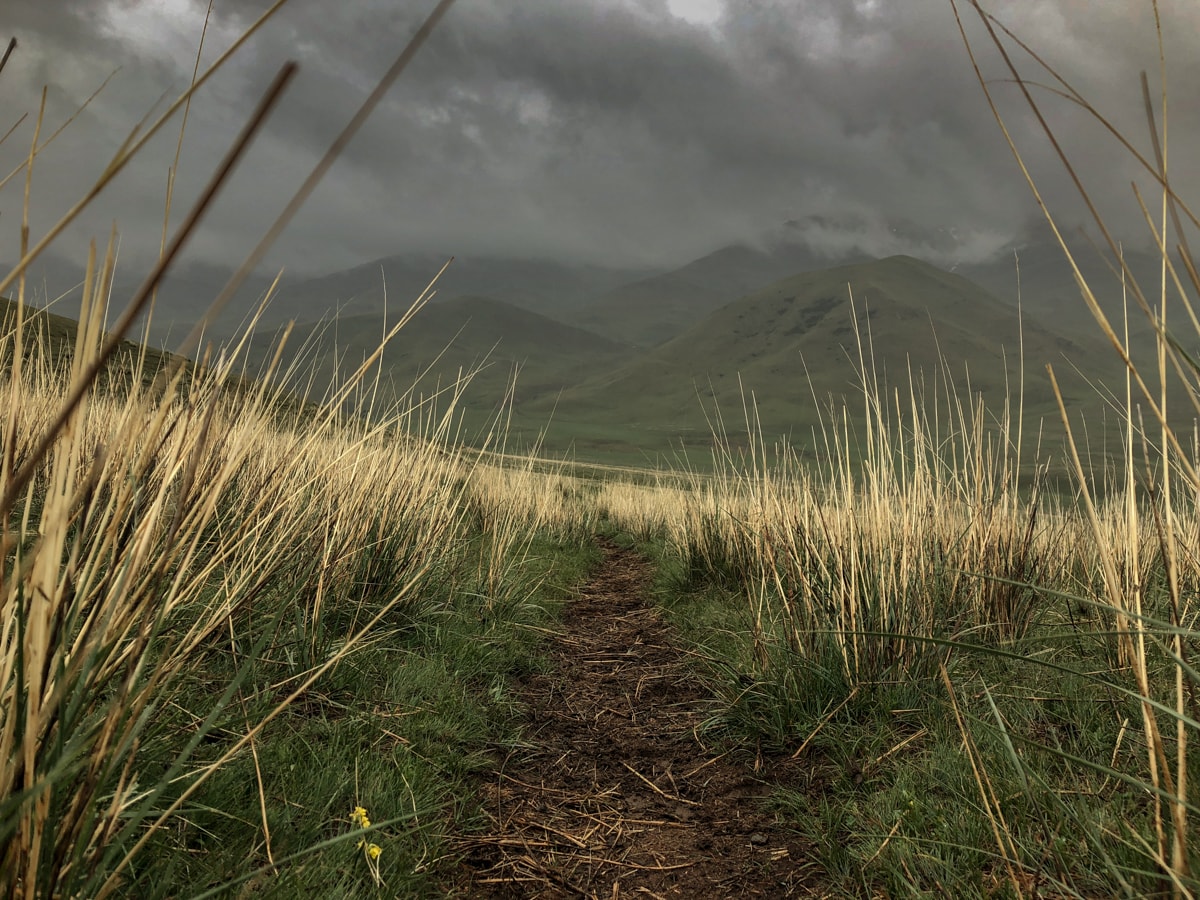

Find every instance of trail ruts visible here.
[452,538,818,898]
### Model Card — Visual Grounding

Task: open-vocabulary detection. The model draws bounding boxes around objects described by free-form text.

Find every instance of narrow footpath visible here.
[452,539,818,898]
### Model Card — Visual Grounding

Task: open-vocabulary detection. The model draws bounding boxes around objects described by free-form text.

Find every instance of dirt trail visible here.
[452,539,817,898]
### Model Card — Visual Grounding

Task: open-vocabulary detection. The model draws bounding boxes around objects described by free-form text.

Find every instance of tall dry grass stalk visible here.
[601,329,1111,675]
[0,4,567,896]
[0,239,526,897]
[951,0,1200,887]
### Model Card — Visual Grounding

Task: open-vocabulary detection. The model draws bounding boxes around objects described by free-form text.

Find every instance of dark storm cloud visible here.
[2,0,1198,278]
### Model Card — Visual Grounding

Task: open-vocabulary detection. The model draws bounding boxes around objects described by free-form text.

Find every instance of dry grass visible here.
[4,0,1200,895]
[0,238,571,896]
[0,4,583,894]
[589,4,1200,891]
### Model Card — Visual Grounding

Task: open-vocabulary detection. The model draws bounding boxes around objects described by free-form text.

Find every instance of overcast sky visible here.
[2,0,1198,277]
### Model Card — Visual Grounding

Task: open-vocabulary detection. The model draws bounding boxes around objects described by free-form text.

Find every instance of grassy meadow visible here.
[2,261,606,896]
[5,2,1200,898]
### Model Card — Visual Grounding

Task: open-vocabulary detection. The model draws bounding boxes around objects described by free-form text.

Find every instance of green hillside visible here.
[570,242,866,347]
[252,294,634,422]
[527,256,1132,463]
[237,254,651,338]
[0,296,177,388]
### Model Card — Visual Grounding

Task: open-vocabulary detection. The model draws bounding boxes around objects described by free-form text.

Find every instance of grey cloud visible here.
[2,0,1198,280]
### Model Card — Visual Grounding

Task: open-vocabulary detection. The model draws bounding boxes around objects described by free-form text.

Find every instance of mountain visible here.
[569,240,870,347]
[5,252,654,346]
[1,254,279,350]
[566,211,1017,349]
[248,294,633,419]
[226,253,654,339]
[534,256,1124,457]
[957,225,1174,361]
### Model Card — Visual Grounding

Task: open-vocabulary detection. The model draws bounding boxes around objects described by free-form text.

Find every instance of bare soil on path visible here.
[451,539,819,898]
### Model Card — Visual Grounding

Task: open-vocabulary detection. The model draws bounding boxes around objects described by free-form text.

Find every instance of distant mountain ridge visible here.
[529,255,1122,447]
[9,218,1168,358]
[249,253,654,335]
[8,238,1172,466]
[246,293,633,415]
[567,240,871,347]
[5,252,654,348]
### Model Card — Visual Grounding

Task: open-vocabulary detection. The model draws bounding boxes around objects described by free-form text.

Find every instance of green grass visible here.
[125,532,599,898]
[629,524,1190,897]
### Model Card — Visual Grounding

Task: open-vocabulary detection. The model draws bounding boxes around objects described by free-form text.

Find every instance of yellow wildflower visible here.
[350,803,384,883]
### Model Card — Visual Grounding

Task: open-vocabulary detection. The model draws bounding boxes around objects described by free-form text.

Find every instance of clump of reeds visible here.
[0,3,543,896]
[593,3,1200,888]
[948,0,1200,889]
[0,252,476,897]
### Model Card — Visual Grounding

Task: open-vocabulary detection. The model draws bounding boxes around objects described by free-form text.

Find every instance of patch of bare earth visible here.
[451,539,820,898]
